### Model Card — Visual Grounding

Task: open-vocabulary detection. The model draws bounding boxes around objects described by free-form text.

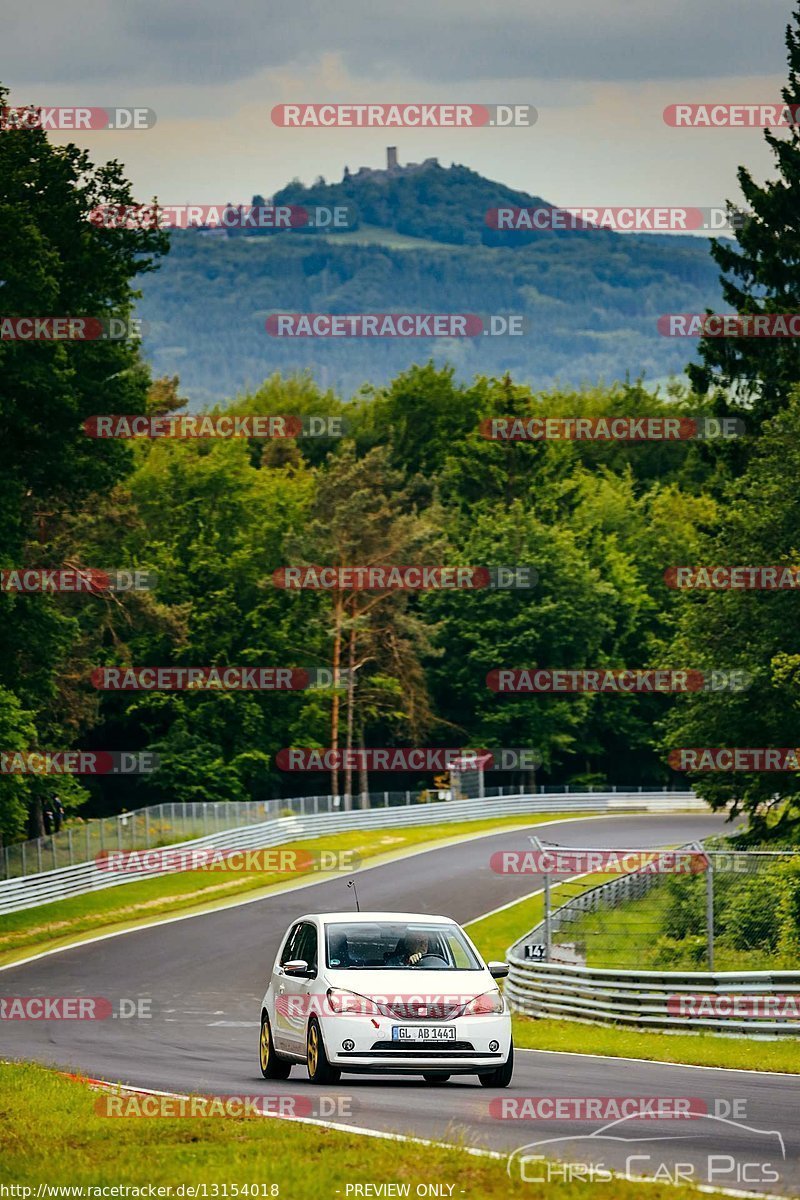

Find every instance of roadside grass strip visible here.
[0,1062,736,1200]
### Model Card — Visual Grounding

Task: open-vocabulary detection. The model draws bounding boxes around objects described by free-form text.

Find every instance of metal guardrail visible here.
[506,841,800,1038]
[0,790,701,915]
[504,958,800,1037]
[1,783,692,881]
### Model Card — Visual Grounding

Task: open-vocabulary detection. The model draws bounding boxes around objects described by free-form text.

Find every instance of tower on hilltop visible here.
[387,146,398,170]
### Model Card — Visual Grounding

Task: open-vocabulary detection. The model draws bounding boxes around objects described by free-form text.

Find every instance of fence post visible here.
[68,828,74,864]
[86,823,91,862]
[22,842,26,876]
[37,840,42,873]
[543,872,552,961]
[384,792,389,807]
[145,807,150,849]
[405,790,410,806]
[706,853,715,971]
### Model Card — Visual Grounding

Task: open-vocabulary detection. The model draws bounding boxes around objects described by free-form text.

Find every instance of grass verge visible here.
[465,890,800,1074]
[0,1062,726,1199]
[0,813,578,967]
[510,1016,800,1073]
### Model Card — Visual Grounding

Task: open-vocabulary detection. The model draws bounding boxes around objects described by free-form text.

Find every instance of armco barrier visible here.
[0,790,700,915]
[506,846,800,1038]
[504,957,800,1038]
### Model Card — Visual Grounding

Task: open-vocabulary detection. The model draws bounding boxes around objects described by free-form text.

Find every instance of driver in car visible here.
[386,932,430,966]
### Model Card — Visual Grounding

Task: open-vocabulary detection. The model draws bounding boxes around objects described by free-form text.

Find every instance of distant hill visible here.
[271,158,554,247]
[136,158,723,405]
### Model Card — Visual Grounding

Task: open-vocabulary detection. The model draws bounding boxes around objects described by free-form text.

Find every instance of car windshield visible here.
[325,921,483,970]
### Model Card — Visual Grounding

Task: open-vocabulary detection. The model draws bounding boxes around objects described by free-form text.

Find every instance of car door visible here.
[272,922,302,1049]
[274,921,318,1053]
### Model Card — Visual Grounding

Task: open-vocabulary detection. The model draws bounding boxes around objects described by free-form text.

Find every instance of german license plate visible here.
[392,1025,456,1042]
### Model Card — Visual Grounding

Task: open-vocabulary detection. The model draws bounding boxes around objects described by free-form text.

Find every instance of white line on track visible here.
[73,1075,787,1200]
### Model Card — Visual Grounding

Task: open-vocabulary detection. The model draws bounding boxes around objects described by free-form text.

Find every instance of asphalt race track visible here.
[2,813,798,1195]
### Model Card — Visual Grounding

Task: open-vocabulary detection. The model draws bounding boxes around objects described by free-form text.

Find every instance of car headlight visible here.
[461,990,505,1016]
[326,987,380,1016]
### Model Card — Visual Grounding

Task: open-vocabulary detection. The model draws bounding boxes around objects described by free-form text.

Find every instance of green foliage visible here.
[0,81,167,839]
[662,390,800,835]
[689,4,800,424]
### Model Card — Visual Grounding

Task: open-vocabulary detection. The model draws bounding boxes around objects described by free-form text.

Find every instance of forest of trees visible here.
[2,3,800,847]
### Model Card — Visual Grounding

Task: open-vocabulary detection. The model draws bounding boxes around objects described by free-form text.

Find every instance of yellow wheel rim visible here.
[260,1020,270,1070]
[307,1025,319,1075]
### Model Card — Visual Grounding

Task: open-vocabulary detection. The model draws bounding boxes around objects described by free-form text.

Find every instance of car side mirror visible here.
[488,961,509,979]
[283,959,311,976]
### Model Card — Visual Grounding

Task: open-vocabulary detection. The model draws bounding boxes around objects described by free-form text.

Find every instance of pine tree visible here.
[689,5,800,425]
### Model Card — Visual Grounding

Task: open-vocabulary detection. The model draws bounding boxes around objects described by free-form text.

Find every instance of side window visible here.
[445,932,472,968]
[296,923,318,973]
[280,924,303,966]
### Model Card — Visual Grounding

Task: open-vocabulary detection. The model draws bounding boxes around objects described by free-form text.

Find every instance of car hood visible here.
[322,967,495,1002]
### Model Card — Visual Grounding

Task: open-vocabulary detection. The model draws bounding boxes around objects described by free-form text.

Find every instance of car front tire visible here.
[259,1013,292,1080]
[478,1041,514,1088]
[306,1016,341,1085]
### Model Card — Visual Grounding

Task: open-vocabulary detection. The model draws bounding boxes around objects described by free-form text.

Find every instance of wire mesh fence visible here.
[532,841,800,972]
[0,783,688,881]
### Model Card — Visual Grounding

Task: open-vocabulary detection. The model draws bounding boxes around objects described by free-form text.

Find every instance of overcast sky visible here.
[3,0,795,217]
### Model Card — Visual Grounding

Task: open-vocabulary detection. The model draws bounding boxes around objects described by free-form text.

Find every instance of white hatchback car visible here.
[259,911,513,1086]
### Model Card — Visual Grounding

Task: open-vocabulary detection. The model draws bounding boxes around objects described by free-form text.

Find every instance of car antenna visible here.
[347,879,360,912]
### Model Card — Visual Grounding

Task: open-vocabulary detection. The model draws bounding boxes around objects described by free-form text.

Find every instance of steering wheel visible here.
[414,953,449,967]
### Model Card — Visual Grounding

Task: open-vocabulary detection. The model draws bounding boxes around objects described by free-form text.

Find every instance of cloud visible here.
[4,0,792,88]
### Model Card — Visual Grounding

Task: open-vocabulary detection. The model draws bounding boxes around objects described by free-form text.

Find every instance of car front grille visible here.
[370,1040,475,1052]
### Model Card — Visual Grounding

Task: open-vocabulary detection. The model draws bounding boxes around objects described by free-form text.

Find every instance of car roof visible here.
[293,911,457,925]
